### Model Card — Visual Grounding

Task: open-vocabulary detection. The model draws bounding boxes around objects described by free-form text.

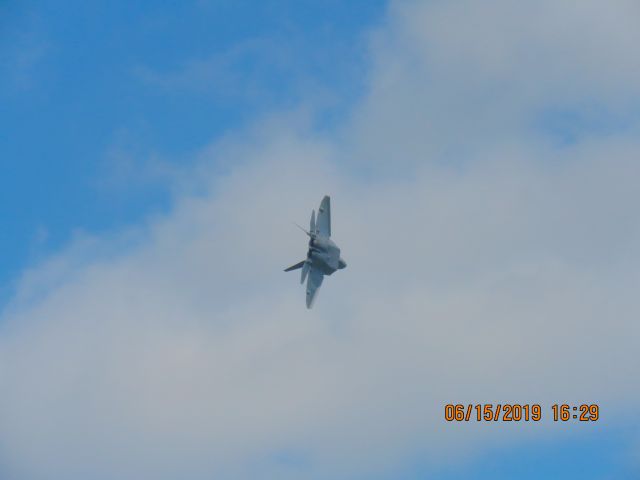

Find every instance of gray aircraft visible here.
[285,195,347,308]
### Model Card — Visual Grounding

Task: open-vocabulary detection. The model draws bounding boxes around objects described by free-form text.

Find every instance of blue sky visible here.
[0,0,383,300]
[406,425,638,480]
[1,1,640,479]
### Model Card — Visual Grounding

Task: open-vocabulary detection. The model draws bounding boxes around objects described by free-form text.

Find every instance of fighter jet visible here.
[284,195,347,308]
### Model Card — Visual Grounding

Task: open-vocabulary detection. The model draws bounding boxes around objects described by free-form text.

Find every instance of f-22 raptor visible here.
[285,195,347,308]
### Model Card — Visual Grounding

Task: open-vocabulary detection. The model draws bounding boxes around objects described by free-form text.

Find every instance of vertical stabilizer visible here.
[310,210,316,235]
[301,261,310,284]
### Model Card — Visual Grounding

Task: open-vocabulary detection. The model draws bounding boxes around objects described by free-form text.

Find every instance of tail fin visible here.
[310,209,316,235]
[300,261,310,284]
[284,260,306,272]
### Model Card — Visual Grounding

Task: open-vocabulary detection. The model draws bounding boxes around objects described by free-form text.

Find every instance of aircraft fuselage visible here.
[308,237,346,275]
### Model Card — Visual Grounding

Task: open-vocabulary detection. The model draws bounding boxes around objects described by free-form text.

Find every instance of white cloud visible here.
[2,1,640,479]
[348,0,640,170]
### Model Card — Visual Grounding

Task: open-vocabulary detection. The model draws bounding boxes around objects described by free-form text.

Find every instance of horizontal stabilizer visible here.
[284,260,306,272]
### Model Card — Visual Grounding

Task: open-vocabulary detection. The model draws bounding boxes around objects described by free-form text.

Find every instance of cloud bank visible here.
[2,1,640,478]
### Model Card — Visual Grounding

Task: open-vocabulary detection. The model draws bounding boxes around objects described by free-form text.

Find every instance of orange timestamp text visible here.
[444,404,599,422]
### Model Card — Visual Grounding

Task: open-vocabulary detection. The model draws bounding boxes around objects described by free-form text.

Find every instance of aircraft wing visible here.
[316,195,331,237]
[306,267,324,309]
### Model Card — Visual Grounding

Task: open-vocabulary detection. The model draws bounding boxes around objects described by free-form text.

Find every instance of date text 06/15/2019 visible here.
[444,404,599,422]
